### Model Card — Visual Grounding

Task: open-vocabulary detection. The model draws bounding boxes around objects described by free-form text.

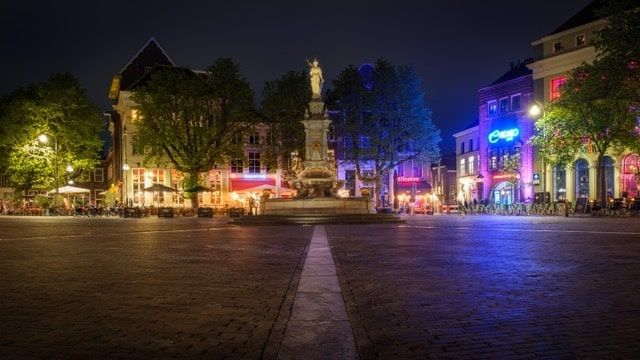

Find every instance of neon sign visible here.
[488,128,519,143]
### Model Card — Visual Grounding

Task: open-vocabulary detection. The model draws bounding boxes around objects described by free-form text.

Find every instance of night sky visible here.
[1,0,592,151]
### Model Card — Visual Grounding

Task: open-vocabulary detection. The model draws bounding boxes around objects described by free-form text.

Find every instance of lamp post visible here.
[528,101,546,201]
[38,134,59,196]
[122,126,130,207]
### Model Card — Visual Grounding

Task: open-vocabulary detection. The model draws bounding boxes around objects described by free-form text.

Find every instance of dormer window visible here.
[553,42,563,53]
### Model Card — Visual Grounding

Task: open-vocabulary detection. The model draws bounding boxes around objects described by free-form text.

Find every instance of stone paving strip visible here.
[278,225,358,359]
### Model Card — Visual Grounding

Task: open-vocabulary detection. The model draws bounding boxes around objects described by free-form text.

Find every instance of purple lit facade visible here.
[477,63,535,204]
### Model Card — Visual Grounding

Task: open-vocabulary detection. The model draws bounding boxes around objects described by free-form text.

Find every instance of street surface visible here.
[1,215,639,358]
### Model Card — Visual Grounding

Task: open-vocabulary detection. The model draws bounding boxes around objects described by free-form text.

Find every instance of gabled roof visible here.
[126,65,197,91]
[548,0,607,36]
[490,62,532,86]
[119,37,175,90]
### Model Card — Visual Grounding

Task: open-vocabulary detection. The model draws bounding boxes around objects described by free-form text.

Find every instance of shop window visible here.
[575,159,589,199]
[459,158,466,177]
[603,156,614,198]
[553,164,567,200]
[152,169,165,204]
[132,168,145,205]
[500,97,510,113]
[550,77,566,100]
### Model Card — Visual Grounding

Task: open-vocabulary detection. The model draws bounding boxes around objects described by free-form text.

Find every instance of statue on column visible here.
[306,59,324,97]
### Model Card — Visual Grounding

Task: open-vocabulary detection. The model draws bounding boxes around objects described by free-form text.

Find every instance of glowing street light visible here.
[528,102,544,118]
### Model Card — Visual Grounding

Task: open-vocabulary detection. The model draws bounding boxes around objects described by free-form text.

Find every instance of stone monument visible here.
[261,59,374,216]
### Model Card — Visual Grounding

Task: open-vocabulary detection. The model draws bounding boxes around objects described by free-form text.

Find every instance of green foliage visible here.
[103,190,118,208]
[532,3,640,203]
[260,71,311,172]
[132,58,256,207]
[0,73,104,191]
[329,59,441,203]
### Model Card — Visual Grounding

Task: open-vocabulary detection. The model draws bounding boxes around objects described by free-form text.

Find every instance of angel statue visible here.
[306,58,324,97]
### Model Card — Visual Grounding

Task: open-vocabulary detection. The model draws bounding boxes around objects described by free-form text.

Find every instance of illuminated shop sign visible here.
[488,128,519,143]
[230,173,269,179]
[397,176,420,182]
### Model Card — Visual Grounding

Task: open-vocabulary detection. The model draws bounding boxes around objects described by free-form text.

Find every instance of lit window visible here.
[459,159,466,176]
[553,42,563,53]
[511,94,521,111]
[130,109,141,123]
[491,156,497,170]
[487,100,498,116]
[500,97,510,113]
[550,77,567,100]
[467,156,475,175]
[576,34,585,47]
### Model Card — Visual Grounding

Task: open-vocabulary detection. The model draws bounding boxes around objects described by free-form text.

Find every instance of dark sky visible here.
[1,0,592,151]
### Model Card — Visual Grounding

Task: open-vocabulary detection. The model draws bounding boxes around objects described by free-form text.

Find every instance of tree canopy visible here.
[328,59,441,204]
[260,70,311,173]
[132,58,255,207]
[0,73,104,191]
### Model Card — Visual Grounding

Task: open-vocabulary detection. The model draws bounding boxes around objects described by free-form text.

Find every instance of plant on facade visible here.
[329,59,441,206]
[501,152,521,201]
[532,2,640,205]
[132,58,255,208]
[0,73,104,192]
[260,71,311,175]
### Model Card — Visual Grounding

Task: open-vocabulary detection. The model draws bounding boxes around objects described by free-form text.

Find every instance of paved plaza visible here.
[1,215,639,358]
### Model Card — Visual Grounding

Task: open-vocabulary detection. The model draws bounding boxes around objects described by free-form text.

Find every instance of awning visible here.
[230,178,276,192]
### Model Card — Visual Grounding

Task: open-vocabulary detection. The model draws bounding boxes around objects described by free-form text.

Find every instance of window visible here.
[553,41,563,53]
[132,168,145,205]
[248,151,261,174]
[130,109,141,123]
[231,159,243,174]
[511,94,521,111]
[467,156,475,175]
[234,132,243,144]
[487,100,498,116]
[412,162,422,178]
[490,155,497,170]
[94,169,104,182]
[152,169,165,204]
[459,158,466,177]
[576,34,585,47]
[460,141,465,154]
[397,163,405,177]
[550,76,567,100]
[94,190,104,205]
[499,97,510,113]
[248,132,260,145]
[469,139,474,152]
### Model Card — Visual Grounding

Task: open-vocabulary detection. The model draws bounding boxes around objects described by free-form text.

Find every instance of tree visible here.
[260,71,311,175]
[532,2,640,205]
[0,73,104,192]
[132,58,255,208]
[329,60,441,206]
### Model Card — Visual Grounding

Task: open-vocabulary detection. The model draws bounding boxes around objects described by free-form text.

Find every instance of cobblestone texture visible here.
[0,217,311,359]
[328,216,640,359]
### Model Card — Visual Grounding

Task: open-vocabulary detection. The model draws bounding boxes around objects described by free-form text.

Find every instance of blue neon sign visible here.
[488,128,519,143]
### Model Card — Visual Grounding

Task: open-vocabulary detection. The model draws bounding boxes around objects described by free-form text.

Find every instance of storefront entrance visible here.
[492,181,514,205]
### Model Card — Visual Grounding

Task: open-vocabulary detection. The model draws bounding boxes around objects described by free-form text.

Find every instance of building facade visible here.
[453,122,479,203]
[527,0,638,202]
[107,38,287,210]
